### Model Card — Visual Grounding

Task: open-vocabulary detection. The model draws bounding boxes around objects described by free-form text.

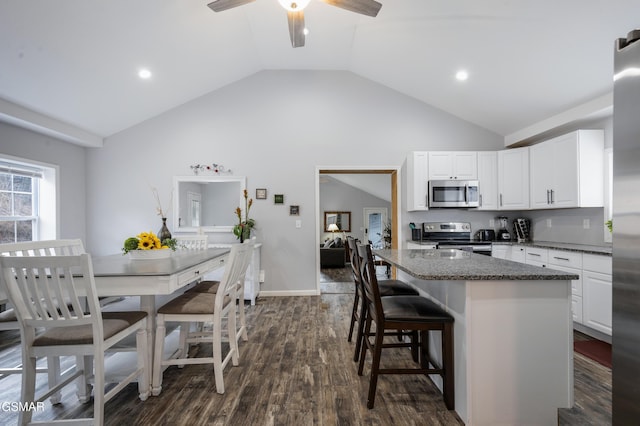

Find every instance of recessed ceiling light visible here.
[455,70,469,81]
[138,69,152,79]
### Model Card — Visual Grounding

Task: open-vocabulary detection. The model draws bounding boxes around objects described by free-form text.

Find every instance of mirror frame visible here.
[173,175,246,233]
[324,211,351,233]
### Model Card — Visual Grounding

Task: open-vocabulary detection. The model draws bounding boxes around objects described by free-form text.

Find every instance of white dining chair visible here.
[187,237,255,345]
[0,253,150,425]
[0,239,86,404]
[152,241,254,395]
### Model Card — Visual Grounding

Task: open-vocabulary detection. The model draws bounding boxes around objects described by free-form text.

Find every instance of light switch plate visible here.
[295,220,302,228]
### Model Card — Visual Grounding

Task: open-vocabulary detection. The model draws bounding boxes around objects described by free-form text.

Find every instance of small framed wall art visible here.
[274,194,284,204]
[256,188,267,200]
[289,205,300,216]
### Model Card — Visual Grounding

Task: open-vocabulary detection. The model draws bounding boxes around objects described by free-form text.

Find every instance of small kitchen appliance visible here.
[513,218,531,242]
[496,216,511,241]
[475,229,496,241]
[428,180,480,208]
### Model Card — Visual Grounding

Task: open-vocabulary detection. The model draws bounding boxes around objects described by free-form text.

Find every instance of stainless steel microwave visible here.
[428,180,479,208]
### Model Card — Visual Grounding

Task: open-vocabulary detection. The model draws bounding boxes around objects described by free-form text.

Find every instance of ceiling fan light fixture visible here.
[278,0,311,12]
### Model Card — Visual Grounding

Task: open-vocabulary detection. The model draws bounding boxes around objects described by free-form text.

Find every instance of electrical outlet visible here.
[295,220,302,228]
[583,219,590,229]
[489,219,495,227]
[547,219,552,228]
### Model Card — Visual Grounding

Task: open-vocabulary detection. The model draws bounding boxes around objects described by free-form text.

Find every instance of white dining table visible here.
[91,248,230,385]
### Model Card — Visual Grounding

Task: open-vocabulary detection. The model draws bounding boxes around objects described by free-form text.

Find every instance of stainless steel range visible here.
[421,222,492,256]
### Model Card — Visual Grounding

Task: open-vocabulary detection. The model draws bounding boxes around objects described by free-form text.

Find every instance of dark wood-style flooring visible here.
[0,267,611,425]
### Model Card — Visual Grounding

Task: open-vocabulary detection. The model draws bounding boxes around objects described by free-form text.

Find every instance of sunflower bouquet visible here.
[122,231,177,254]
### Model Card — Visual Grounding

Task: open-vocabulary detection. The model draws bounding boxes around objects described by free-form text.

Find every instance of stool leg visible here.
[354,298,367,362]
[358,314,372,376]
[367,327,385,409]
[347,290,360,343]
[442,323,455,410]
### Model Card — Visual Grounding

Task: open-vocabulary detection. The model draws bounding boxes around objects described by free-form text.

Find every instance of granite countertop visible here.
[492,241,612,256]
[375,249,580,281]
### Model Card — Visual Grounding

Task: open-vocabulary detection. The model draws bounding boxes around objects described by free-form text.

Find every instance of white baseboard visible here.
[259,290,320,297]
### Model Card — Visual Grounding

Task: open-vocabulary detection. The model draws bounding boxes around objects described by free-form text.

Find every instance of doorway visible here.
[316,167,400,294]
[364,207,388,248]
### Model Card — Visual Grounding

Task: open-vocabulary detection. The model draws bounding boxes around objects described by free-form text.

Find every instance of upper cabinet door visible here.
[406,151,429,211]
[477,151,498,210]
[530,142,556,209]
[498,147,530,210]
[428,152,478,180]
[529,130,604,209]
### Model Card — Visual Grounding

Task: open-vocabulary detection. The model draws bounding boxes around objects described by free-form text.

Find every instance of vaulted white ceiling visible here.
[1,0,638,146]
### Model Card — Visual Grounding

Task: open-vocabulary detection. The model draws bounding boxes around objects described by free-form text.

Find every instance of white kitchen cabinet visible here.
[498,147,529,210]
[548,250,583,323]
[582,253,612,336]
[477,151,498,210]
[491,244,508,259]
[407,151,429,211]
[407,242,437,249]
[524,246,548,267]
[509,245,526,263]
[530,130,604,209]
[428,151,478,180]
[492,244,526,263]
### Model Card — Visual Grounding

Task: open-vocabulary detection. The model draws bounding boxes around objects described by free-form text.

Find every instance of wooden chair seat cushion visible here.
[0,308,17,322]
[381,296,454,323]
[32,311,147,347]
[189,280,220,294]
[378,280,419,297]
[158,292,231,315]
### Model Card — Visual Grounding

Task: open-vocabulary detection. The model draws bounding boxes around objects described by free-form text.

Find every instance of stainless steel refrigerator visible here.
[613,28,640,423]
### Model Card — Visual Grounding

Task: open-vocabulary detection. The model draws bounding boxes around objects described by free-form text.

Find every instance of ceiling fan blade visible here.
[207,0,255,12]
[287,11,305,48]
[319,0,382,17]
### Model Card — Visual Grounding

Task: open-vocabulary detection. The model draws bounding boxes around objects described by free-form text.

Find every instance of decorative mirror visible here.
[324,211,351,233]
[173,175,246,233]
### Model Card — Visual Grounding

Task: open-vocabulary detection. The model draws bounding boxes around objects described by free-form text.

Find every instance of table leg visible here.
[139,295,156,389]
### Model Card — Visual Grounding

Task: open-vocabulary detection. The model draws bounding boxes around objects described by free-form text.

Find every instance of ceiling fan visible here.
[207,0,382,48]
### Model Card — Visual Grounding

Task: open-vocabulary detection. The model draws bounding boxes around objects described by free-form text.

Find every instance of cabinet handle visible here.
[528,253,541,257]
[479,194,483,207]
[499,194,503,206]
[550,189,555,204]
[546,189,551,204]
[553,256,570,261]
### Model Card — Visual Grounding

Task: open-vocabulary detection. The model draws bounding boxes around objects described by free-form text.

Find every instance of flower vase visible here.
[158,218,172,242]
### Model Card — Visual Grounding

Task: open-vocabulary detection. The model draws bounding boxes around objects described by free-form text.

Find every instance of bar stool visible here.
[356,243,455,410]
[346,237,419,363]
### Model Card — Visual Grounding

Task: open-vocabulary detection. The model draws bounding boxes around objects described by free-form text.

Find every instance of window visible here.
[0,159,46,243]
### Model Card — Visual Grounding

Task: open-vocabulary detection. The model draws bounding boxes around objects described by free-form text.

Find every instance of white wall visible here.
[0,121,87,241]
[85,70,503,294]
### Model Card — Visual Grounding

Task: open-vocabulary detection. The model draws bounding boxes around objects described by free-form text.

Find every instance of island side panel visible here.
[398,272,573,426]
[465,279,573,425]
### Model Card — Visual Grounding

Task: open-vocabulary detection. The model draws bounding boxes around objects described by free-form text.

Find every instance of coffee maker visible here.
[496,216,512,241]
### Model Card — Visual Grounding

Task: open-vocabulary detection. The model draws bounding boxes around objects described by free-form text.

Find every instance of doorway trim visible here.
[315,165,402,294]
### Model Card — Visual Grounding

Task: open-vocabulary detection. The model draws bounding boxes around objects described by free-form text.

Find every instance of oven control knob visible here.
[463,224,469,230]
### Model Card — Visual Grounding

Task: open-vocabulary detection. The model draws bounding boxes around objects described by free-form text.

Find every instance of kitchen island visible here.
[374,248,578,426]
